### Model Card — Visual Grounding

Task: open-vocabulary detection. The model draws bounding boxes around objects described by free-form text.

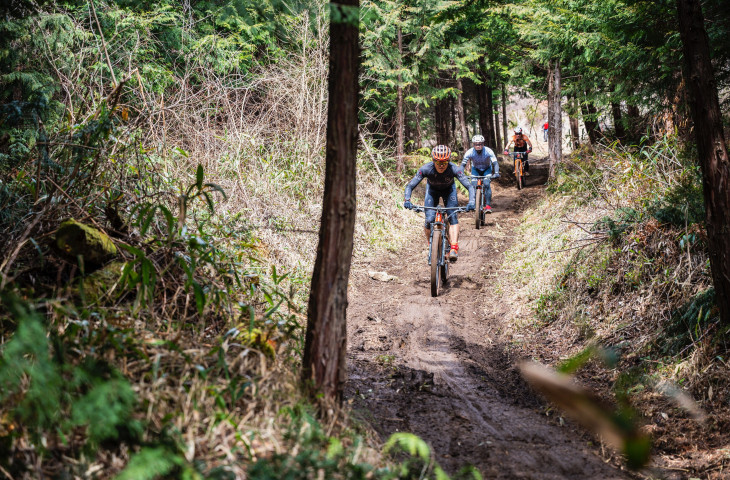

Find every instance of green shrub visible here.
[660,288,718,356]
[593,207,642,242]
[649,170,705,227]
[0,295,142,464]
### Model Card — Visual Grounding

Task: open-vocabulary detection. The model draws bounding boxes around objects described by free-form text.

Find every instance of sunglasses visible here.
[434,160,449,165]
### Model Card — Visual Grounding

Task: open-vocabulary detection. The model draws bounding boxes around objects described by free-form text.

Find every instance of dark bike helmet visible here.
[431,145,451,161]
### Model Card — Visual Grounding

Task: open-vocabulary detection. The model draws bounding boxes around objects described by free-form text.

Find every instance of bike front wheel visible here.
[475,188,482,230]
[515,159,523,190]
[440,258,448,287]
[430,228,442,297]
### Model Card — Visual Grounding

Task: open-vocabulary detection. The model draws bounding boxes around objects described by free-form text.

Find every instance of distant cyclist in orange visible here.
[504,127,534,173]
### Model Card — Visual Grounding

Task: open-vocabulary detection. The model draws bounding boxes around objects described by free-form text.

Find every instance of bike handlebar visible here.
[409,205,470,214]
[470,174,499,179]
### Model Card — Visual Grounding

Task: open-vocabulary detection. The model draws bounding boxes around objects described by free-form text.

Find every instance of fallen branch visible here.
[359,130,384,179]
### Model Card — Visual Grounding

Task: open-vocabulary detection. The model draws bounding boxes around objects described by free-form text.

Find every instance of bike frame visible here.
[428,210,448,267]
[470,175,494,209]
[507,152,527,189]
[511,152,525,176]
[411,205,467,266]
[410,204,468,296]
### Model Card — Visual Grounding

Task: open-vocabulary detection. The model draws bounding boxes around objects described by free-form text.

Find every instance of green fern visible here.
[115,447,185,480]
[383,432,431,461]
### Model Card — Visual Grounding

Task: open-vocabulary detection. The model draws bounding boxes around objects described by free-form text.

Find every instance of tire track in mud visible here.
[345,159,630,479]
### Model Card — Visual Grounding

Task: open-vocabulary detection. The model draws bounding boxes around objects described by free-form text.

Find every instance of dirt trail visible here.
[345,159,630,479]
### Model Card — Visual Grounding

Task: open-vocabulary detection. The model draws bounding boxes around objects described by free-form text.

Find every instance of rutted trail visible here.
[345,160,630,479]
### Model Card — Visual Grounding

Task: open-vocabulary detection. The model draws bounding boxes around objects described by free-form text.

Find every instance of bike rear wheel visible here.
[475,188,482,230]
[430,229,442,297]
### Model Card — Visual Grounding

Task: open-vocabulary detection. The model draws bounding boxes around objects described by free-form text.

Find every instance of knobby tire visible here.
[475,189,482,230]
[516,158,523,190]
[441,230,449,286]
[430,228,442,297]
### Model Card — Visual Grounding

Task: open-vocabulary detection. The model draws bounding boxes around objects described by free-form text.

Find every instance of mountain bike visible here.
[471,174,499,229]
[506,151,528,190]
[410,205,468,297]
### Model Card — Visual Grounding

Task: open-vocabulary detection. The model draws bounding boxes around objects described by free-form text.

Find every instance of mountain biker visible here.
[504,127,533,173]
[403,145,475,261]
[460,134,500,214]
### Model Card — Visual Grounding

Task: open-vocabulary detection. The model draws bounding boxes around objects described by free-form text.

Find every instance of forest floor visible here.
[345,159,636,479]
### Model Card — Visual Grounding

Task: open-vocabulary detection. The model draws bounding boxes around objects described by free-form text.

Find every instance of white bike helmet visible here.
[514,127,523,134]
[471,135,485,143]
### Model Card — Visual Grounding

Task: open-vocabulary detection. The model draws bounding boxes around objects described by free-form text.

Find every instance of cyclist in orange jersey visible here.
[504,127,534,173]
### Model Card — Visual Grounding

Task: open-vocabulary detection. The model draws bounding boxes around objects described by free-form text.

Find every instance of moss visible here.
[81,261,125,303]
[235,327,276,359]
[55,219,117,266]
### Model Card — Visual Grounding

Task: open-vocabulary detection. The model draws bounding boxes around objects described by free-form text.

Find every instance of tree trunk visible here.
[494,109,502,152]
[476,78,487,136]
[484,81,496,148]
[569,96,580,150]
[404,111,412,151]
[627,104,640,140]
[456,77,470,153]
[477,82,496,147]
[435,98,450,145]
[395,27,405,173]
[569,115,580,150]
[581,94,601,146]
[502,84,508,149]
[415,101,423,149]
[302,0,360,405]
[476,63,496,148]
[677,0,730,327]
[547,60,562,179]
[450,96,457,145]
[611,98,626,141]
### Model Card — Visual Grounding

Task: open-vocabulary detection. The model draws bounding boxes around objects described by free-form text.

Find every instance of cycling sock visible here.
[451,243,459,251]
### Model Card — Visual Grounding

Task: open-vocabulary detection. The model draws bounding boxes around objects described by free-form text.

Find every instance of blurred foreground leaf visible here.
[519,361,651,469]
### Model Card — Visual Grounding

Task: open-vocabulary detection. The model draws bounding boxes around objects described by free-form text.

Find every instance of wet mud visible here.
[345,159,631,479]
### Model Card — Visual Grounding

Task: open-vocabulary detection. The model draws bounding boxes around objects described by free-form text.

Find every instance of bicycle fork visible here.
[474,176,492,203]
[428,216,449,266]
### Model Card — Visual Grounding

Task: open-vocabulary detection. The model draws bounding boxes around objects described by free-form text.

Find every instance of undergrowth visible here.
[498,137,729,473]
[0,2,460,479]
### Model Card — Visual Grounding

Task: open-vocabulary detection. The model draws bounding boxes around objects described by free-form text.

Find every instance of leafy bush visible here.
[648,170,705,227]
[593,207,642,242]
[247,408,482,480]
[546,158,603,201]
[0,295,142,476]
[660,288,718,355]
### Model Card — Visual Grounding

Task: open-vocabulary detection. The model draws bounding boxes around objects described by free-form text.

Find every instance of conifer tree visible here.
[676,0,730,327]
[302,0,360,404]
